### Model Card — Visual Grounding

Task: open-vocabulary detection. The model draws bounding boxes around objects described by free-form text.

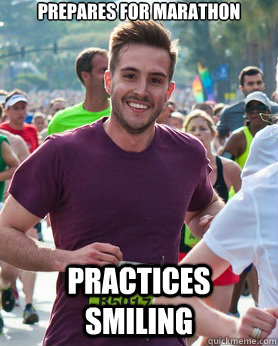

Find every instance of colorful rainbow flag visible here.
[197,63,215,102]
[192,74,205,102]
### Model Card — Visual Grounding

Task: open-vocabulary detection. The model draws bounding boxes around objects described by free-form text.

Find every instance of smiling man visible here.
[0,21,269,346]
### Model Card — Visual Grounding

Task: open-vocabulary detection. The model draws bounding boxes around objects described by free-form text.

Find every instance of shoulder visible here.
[158,124,205,151]
[244,162,278,187]
[25,123,37,131]
[0,122,10,130]
[230,126,245,139]
[52,103,82,120]
[221,101,244,115]
[221,156,241,174]
[24,124,38,135]
[270,100,278,112]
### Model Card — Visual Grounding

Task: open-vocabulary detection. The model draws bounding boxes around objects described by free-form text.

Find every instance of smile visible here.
[127,102,149,110]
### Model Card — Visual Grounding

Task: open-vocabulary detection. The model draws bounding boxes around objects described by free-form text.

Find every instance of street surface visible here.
[0,225,254,346]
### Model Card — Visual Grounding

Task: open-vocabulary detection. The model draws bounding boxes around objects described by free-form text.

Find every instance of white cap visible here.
[0,94,6,105]
[242,124,278,178]
[5,94,27,109]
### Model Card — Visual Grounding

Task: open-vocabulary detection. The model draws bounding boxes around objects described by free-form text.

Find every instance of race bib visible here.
[89,294,153,306]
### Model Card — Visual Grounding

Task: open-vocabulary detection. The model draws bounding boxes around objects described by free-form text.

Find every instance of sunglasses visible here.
[245,104,269,113]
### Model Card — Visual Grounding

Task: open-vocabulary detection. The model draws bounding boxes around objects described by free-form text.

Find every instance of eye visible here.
[151,78,162,84]
[123,73,135,80]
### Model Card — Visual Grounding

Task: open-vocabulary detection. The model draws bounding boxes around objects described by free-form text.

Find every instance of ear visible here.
[81,71,89,84]
[166,82,175,101]
[239,84,244,93]
[104,70,112,95]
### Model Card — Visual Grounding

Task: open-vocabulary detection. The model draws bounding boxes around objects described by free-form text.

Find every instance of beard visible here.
[111,94,165,134]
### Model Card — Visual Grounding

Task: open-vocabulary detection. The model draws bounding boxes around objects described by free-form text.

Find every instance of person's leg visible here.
[0,261,18,312]
[21,270,36,305]
[22,228,39,324]
[229,271,248,315]
[246,265,259,305]
[200,284,234,346]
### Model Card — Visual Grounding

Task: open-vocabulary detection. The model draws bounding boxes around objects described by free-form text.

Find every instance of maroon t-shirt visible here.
[10,118,213,346]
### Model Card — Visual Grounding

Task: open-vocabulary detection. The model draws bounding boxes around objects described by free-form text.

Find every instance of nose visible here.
[133,78,148,98]
[194,129,201,136]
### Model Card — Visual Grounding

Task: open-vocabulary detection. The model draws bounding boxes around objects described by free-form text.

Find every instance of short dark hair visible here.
[239,66,264,86]
[5,88,27,104]
[75,48,108,85]
[109,20,178,81]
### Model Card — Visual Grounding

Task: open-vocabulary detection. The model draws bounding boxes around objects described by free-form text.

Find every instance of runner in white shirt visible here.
[155,124,278,342]
[198,124,278,340]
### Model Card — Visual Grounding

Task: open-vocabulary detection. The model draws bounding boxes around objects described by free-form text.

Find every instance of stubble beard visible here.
[111,98,164,134]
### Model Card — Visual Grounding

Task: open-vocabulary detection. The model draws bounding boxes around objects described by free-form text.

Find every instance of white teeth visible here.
[128,102,148,109]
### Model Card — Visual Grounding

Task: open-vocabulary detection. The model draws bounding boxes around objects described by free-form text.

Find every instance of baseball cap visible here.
[242,124,278,178]
[0,94,6,105]
[244,91,271,111]
[5,93,27,109]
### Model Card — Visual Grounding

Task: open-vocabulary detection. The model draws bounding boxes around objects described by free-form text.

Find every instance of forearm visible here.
[0,167,17,182]
[0,225,70,272]
[187,196,224,239]
[154,296,238,338]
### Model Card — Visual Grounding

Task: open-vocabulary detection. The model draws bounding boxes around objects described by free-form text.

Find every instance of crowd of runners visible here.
[0,20,277,346]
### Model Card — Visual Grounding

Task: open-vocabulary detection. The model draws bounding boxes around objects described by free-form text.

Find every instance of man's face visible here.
[105,44,174,134]
[6,101,27,127]
[245,100,270,126]
[87,53,108,93]
[240,74,265,96]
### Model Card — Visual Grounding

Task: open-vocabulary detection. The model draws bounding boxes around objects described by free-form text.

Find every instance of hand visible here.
[199,215,214,235]
[237,306,277,340]
[66,242,123,269]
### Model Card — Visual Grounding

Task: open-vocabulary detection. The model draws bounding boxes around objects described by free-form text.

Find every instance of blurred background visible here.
[0,0,277,109]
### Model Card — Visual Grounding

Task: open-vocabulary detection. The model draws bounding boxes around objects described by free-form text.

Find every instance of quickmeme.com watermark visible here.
[208,337,277,345]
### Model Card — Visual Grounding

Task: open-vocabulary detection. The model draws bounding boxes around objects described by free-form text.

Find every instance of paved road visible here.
[0,226,254,346]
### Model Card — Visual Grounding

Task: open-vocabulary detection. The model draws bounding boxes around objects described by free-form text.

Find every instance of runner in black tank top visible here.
[213,156,229,203]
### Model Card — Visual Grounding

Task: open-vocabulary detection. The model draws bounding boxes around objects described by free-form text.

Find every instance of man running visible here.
[0,21,274,346]
[48,48,110,134]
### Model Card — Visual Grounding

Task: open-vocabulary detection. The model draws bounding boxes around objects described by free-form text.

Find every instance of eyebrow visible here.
[120,67,167,79]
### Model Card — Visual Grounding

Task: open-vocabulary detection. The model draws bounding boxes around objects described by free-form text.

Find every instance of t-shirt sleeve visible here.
[203,187,257,274]
[0,134,10,145]
[9,136,64,218]
[187,144,213,212]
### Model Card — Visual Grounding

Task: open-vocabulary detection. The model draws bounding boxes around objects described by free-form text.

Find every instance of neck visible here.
[8,121,24,131]
[248,122,266,136]
[83,88,109,113]
[103,116,155,153]
[205,145,216,168]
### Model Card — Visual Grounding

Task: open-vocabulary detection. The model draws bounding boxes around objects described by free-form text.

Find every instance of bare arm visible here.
[13,135,30,162]
[155,241,277,339]
[0,141,20,182]
[222,158,242,192]
[222,131,245,158]
[0,196,123,272]
[185,191,224,239]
